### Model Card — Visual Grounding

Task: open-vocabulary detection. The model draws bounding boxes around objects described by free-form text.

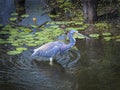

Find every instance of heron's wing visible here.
[32,42,61,57]
[34,42,54,51]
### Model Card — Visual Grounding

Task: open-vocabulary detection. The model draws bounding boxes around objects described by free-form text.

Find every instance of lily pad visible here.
[25,43,37,46]
[75,22,83,25]
[0,24,3,27]
[9,17,17,21]
[16,47,27,51]
[11,12,18,16]
[78,27,85,31]
[31,25,37,28]
[0,31,9,34]
[7,50,22,55]
[0,39,7,44]
[116,39,120,42]
[11,43,20,46]
[115,36,120,39]
[102,32,111,36]
[66,27,75,31]
[74,35,85,39]
[103,37,112,41]
[89,34,100,38]
[21,14,29,18]
[49,25,59,29]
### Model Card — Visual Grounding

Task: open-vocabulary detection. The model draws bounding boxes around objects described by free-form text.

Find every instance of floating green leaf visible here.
[16,47,27,51]
[95,22,110,29]
[116,39,120,42]
[0,24,3,27]
[57,0,64,3]
[75,22,83,25]
[31,25,37,28]
[78,27,85,31]
[2,24,12,31]
[25,43,37,46]
[49,25,59,29]
[115,36,120,39]
[103,37,112,41]
[0,39,7,44]
[0,31,9,34]
[102,32,111,36]
[11,12,18,16]
[9,17,17,21]
[7,50,22,55]
[74,34,85,39]
[89,34,100,38]
[21,14,29,18]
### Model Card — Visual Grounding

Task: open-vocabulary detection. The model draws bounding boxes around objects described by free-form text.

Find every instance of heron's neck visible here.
[61,33,76,52]
[68,33,76,46]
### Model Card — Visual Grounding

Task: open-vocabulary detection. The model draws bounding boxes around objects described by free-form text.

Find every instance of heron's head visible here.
[69,30,78,34]
[70,30,89,39]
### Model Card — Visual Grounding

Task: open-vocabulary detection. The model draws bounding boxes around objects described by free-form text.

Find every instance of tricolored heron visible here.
[31,30,88,65]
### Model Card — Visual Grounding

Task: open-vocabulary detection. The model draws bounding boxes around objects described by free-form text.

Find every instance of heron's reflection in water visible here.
[32,48,81,69]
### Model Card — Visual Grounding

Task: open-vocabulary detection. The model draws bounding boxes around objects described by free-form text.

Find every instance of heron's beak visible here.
[75,32,89,39]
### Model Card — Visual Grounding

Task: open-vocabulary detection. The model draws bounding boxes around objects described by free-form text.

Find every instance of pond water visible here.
[0,39,120,90]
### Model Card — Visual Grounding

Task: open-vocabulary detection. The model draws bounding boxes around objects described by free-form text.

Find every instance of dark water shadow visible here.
[97,9,119,21]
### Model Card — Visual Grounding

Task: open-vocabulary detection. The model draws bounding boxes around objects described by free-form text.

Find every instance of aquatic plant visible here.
[11,12,18,16]
[95,22,111,30]
[0,39,7,44]
[1,10,118,56]
[0,31,9,34]
[89,33,100,39]
[7,50,22,55]
[21,14,29,18]
[0,24,3,27]
[16,47,27,51]
[102,32,111,36]
[103,37,112,41]
[116,39,120,42]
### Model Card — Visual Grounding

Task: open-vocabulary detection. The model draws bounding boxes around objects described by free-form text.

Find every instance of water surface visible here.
[0,39,120,90]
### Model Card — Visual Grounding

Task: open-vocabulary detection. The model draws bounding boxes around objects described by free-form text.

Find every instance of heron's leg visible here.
[49,57,53,65]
